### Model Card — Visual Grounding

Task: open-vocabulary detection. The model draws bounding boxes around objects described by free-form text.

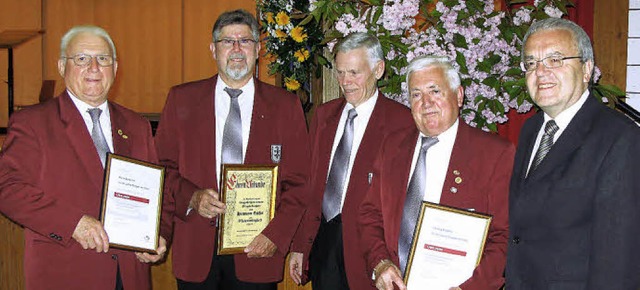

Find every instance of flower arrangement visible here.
[257,0,325,94]
[259,0,624,131]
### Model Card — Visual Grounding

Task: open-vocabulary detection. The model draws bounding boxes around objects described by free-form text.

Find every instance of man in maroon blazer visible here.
[0,26,172,290]
[288,33,413,290]
[359,56,514,290]
[154,9,309,290]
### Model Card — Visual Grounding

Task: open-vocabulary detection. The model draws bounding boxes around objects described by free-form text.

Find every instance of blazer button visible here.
[112,254,118,260]
[512,236,520,244]
[210,220,216,226]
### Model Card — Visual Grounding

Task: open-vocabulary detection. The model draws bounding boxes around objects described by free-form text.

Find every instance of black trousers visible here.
[176,253,276,290]
[115,263,123,290]
[309,214,350,290]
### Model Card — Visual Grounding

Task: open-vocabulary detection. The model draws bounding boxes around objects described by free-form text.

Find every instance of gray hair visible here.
[522,18,594,63]
[60,25,116,59]
[406,56,461,91]
[334,32,384,71]
[212,9,260,42]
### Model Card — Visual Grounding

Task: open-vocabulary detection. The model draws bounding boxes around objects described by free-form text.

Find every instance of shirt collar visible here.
[67,89,109,115]
[344,89,378,117]
[216,76,255,98]
[543,89,589,130]
[419,118,459,144]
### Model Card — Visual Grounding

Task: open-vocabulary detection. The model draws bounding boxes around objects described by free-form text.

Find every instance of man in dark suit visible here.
[288,33,414,290]
[154,9,309,290]
[0,25,172,290]
[359,56,514,290]
[506,18,640,290]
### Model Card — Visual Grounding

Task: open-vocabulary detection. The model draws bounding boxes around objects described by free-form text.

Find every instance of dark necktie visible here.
[222,87,243,164]
[398,136,439,275]
[322,108,358,222]
[531,120,559,172]
[87,108,110,167]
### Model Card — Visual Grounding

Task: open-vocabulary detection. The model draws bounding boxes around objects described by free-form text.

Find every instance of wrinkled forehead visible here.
[66,32,112,55]
[524,29,578,58]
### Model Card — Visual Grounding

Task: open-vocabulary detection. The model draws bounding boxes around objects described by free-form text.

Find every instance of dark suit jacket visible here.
[0,92,171,290]
[359,121,514,289]
[155,76,310,283]
[290,94,414,289]
[506,95,640,290]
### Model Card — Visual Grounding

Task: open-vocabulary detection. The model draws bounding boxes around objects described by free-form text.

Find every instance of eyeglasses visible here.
[64,54,115,67]
[520,55,582,72]
[215,38,257,48]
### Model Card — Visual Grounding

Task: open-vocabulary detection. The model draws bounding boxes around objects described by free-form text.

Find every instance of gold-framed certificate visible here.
[404,202,492,289]
[100,153,165,254]
[217,164,278,255]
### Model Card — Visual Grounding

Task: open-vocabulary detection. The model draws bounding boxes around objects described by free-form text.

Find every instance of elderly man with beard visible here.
[155,9,310,290]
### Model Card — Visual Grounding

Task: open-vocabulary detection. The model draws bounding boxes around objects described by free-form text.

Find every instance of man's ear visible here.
[57,59,66,77]
[583,60,594,83]
[210,42,217,60]
[374,60,385,80]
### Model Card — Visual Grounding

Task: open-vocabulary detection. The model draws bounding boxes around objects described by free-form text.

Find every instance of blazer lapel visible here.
[316,99,345,183]
[109,103,131,158]
[527,96,597,182]
[199,77,218,191]
[58,92,105,190]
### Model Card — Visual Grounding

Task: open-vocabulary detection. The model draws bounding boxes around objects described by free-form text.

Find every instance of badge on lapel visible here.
[367,172,374,185]
[117,129,128,139]
[271,144,282,163]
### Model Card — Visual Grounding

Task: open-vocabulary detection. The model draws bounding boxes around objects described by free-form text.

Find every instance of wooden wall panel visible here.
[593,0,629,91]
[94,0,182,113]
[0,0,42,126]
[42,0,95,98]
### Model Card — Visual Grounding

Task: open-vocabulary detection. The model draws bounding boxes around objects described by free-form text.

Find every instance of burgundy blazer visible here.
[291,94,414,289]
[0,92,172,290]
[155,76,310,283]
[358,122,514,290]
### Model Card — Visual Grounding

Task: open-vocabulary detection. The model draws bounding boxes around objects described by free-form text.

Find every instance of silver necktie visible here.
[87,108,110,167]
[398,136,439,275]
[222,87,243,164]
[321,108,358,222]
[531,120,559,172]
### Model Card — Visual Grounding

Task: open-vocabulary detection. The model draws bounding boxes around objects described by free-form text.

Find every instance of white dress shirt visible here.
[68,90,114,153]
[407,119,459,203]
[526,89,589,175]
[326,91,379,211]
[214,77,255,182]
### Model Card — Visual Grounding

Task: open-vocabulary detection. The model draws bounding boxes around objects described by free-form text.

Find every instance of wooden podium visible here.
[0,30,43,134]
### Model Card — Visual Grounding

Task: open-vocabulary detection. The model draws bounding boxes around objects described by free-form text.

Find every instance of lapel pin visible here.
[450,187,458,193]
[453,169,460,175]
[117,129,128,139]
[455,176,462,184]
[367,172,373,185]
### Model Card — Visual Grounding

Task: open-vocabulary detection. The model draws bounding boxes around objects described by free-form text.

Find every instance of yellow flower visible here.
[275,29,288,40]
[285,77,301,91]
[265,12,275,24]
[294,48,310,62]
[275,11,290,26]
[290,26,308,43]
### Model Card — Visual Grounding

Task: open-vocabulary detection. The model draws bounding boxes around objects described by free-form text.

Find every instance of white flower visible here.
[544,6,563,18]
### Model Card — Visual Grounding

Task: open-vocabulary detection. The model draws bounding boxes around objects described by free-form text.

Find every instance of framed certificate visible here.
[217,164,278,255]
[404,202,492,289]
[100,153,165,254]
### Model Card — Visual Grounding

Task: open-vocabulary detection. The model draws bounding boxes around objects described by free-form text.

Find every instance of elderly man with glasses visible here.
[155,9,310,290]
[506,18,640,289]
[0,25,173,290]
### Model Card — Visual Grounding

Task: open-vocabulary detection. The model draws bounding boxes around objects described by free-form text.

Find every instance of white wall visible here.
[628,2,640,109]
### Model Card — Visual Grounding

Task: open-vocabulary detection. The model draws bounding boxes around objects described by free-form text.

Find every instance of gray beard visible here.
[226,66,250,80]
